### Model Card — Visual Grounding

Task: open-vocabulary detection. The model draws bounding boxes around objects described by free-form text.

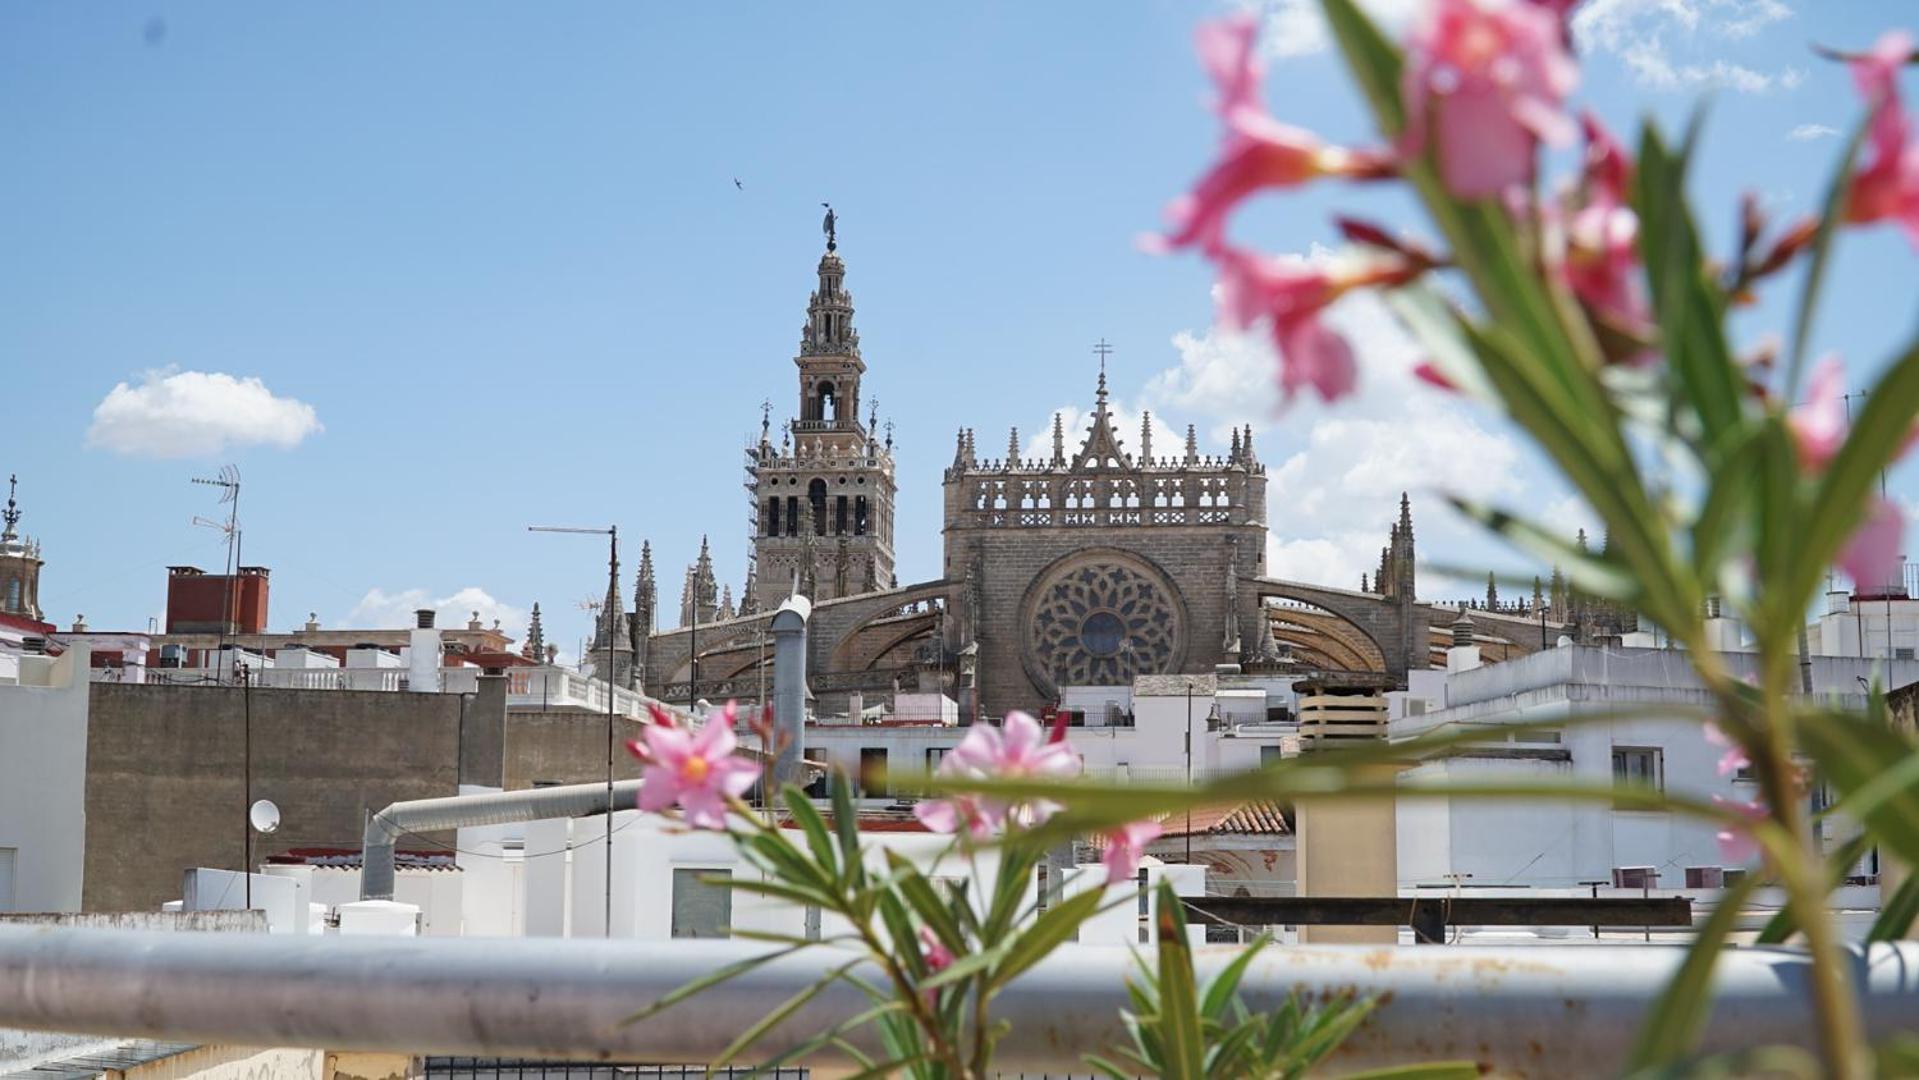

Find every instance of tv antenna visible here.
[191,465,243,679]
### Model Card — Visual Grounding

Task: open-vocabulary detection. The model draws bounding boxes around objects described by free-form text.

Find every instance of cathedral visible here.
[601,227,1561,720]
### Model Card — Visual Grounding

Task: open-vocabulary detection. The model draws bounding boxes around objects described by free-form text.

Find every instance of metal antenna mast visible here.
[529,524,621,938]
[190,465,242,681]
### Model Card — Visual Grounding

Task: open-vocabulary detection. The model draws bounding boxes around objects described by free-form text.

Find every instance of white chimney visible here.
[409,608,441,693]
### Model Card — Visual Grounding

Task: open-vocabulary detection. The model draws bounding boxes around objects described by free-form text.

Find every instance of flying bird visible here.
[733,178,743,190]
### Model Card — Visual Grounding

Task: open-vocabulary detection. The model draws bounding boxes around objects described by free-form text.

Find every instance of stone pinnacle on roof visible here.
[1184,424,1198,465]
[1140,410,1153,464]
[1007,426,1020,465]
[520,602,546,662]
[1051,412,1066,466]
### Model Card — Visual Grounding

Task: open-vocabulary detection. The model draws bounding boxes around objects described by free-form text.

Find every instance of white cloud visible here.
[87,369,322,458]
[1573,0,1790,50]
[1249,0,1425,58]
[344,586,527,643]
[1618,36,1797,93]
[1134,281,1533,592]
[1788,123,1840,141]
[1573,1,1800,94]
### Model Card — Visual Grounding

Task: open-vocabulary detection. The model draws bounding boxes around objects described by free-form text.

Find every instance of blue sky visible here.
[1,1,1913,656]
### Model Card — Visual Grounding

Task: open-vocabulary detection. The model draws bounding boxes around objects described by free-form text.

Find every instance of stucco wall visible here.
[84,683,463,912]
[0,645,89,912]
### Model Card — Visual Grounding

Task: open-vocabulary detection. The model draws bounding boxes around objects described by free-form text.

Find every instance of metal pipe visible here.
[359,780,644,901]
[2,930,1917,1075]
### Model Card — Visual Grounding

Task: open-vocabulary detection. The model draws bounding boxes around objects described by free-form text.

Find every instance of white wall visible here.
[0,644,88,912]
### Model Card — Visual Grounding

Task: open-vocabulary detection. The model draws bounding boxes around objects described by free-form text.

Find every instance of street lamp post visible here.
[528,524,620,939]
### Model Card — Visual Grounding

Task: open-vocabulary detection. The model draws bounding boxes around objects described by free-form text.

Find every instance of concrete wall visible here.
[502,708,649,790]
[84,683,464,912]
[0,644,89,912]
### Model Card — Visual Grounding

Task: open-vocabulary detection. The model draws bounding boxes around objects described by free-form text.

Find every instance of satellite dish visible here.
[249,799,281,835]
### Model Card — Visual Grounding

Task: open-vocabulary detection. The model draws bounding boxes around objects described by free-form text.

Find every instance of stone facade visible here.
[637,233,1554,721]
[743,245,898,612]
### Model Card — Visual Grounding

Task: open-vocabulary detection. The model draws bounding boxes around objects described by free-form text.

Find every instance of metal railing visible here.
[1,927,1915,1076]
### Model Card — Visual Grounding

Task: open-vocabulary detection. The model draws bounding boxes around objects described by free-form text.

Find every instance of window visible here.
[0,848,14,912]
[1612,866,1658,889]
[671,868,732,939]
[926,747,950,770]
[1260,745,1284,768]
[1684,866,1725,889]
[1612,746,1664,792]
[1898,648,1916,661]
[859,747,889,797]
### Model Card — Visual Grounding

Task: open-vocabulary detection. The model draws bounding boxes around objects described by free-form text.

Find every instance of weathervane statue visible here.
[821,202,837,252]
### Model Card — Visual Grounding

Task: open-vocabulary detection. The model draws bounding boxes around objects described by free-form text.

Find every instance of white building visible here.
[0,641,89,913]
[1391,643,1919,892]
[800,672,1299,805]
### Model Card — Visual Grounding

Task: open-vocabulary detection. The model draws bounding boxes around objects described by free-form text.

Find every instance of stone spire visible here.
[1073,362,1130,469]
[1007,427,1020,465]
[1,474,20,546]
[1361,572,1370,593]
[953,429,968,468]
[738,563,760,617]
[1184,424,1198,465]
[1140,411,1153,464]
[1051,412,1066,466]
[719,584,735,621]
[1242,425,1256,464]
[591,547,626,652]
[1229,427,1242,462]
[634,541,657,634]
[1486,572,1499,611]
[685,535,719,625]
[1532,575,1544,615]
[520,602,546,662]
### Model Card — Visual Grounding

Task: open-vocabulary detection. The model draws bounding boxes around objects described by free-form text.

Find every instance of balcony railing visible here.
[0,927,1913,1075]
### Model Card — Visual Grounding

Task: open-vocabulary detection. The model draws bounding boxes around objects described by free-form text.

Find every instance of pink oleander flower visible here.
[1714,795,1768,864]
[1846,31,1919,247]
[1580,112,1634,205]
[1790,355,1849,472]
[1101,821,1164,884]
[913,792,1004,839]
[1401,0,1579,198]
[1704,721,1752,779]
[627,700,761,830]
[1564,200,1648,332]
[1840,498,1906,594]
[1154,15,1393,254]
[914,711,1080,836]
[919,927,954,974]
[1214,246,1421,403]
[1414,359,1460,392]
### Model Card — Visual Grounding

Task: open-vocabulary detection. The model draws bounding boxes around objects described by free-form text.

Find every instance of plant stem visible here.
[1752,681,1869,1076]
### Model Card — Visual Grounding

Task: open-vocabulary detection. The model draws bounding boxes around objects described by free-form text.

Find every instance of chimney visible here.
[408,609,441,692]
[462,668,508,788]
[769,595,812,788]
[1446,609,1481,674]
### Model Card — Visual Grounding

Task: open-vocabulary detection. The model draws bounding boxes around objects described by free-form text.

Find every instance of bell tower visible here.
[0,474,44,622]
[745,218,897,611]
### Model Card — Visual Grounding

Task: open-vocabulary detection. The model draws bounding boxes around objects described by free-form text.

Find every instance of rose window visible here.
[1027,561,1179,687]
